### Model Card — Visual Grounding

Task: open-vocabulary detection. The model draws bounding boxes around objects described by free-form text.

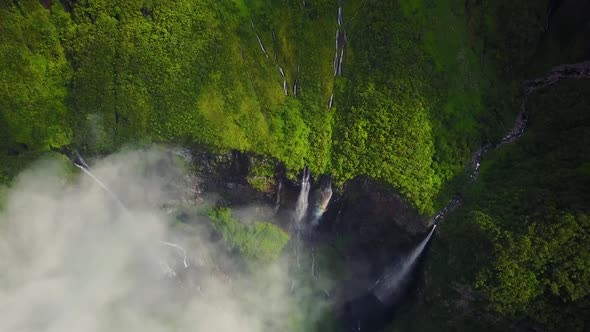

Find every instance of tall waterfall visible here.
[372,225,437,303]
[294,167,311,225]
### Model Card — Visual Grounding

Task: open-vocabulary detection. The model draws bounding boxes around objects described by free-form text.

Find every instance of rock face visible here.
[328,177,427,236]
[190,149,270,206]
[187,149,427,235]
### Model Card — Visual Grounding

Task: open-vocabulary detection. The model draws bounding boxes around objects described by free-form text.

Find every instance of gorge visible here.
[1,0,589,331]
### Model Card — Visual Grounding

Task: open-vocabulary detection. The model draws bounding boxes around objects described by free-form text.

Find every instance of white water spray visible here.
[338,47,345,75]
[283,78,289,96]
[255,34,269,58]
[294,167,311,225]
[74,164,126,210]
[373,225,437,303]
[310,179,333,227]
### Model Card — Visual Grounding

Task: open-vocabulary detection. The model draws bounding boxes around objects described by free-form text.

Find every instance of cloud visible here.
[0,148,297,332]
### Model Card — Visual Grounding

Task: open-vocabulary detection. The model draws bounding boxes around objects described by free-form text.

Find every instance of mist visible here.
[0,148,303,332]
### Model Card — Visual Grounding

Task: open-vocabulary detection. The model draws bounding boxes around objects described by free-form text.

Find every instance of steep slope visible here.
[1,0,545,215]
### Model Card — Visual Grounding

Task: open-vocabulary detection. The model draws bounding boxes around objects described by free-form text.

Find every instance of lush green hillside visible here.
[2,0,589,331]
[386,1,590,330]
[0,0,546,214]
[390,80,590,332]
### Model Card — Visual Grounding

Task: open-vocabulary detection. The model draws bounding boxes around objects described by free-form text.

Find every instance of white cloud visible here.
[0,149,298,332]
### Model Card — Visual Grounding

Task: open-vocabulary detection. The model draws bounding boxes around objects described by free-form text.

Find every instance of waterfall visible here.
[278,66,285,78]
[159,240,189,268]
[330,3,346,107]
[333,47,339,76]
[310,178,333,227]
[335,29,340,53]
[255,34,269,58]
[294,167,311,225]
[283,78,289,96]
[72,153,189,272]
[275,180,282,213]
[333,3,346,77]
[281,64,289,95]
[372,225,437,303]
[338,47,345,75]
[73,155,126,210]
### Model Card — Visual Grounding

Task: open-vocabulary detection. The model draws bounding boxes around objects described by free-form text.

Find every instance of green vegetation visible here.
[390,81,590,332]
[246,154,277,191]
[0,0,334,176]
[331,0,546,213]
[0,150,74,184]
[0,1,72,150]
[1,0,543,214]
[1,0,589,331]
[207,207,289,264]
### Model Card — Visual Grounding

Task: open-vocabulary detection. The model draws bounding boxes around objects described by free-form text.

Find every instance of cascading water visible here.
[372,225,437,303]
[333,29,340,76]
[73,154,126,210]
[294,167,311,225]
[310,178,333,227]
[255,34,269,58]
[275,180,282,214]
[329,2,347,108]
[333,2,346,77]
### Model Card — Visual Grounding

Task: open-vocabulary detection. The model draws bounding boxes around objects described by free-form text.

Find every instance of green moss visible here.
[0,1,72,150]
[207,207,289,265]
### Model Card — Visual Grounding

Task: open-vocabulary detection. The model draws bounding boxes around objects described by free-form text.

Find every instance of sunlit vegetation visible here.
[1,0,535,214]
[0,1,72,150]
[1,0,589,331]
[207,207,289,265]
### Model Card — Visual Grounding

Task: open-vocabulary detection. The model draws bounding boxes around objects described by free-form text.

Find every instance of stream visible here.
[432,60,590,225]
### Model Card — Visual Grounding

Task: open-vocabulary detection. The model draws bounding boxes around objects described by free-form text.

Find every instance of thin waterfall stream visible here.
[372,225,436,303]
